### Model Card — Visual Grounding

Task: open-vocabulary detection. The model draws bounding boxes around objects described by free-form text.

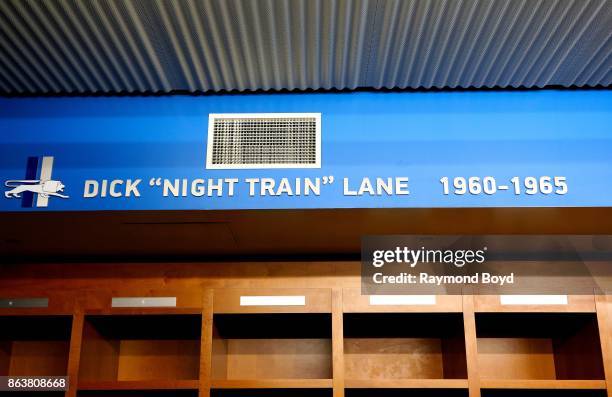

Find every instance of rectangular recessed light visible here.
[0,298,49,308]
[500,295,568,305]
[369,295,436,305]
[239,295,306,306]
[111,297,177,308]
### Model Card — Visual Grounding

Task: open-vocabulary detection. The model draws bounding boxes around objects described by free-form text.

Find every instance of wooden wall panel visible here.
[478,338,556,380]
[222,339,332,380]
[553,315,605,380]
[2,262,606,306]
[344,338,444,379]
[442,333,468,379]
[8,340,69,376]
[211,327,228,380]
[78,319,119,381]
[117,339,200,381]
[0,262,362,296]
[4,208,612,259]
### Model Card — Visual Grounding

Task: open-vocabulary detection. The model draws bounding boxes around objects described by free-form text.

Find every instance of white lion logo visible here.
[4,180,69,199]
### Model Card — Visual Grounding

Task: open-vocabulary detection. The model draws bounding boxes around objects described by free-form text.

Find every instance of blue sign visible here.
[1,89,611,211]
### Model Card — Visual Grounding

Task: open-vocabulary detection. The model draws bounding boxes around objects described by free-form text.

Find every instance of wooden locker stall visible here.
[0,261,610,397]
[1,208,611,397]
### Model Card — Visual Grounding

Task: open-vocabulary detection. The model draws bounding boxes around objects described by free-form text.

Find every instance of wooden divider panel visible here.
[596,294,612,396]
[200,290,214,397]
[332,289,345,397]
[462,295,481,397]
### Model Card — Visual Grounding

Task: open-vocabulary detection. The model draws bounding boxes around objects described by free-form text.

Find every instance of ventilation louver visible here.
[206,113,321,169]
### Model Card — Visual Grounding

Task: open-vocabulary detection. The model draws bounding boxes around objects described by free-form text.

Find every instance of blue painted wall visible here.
[0,89,610,211]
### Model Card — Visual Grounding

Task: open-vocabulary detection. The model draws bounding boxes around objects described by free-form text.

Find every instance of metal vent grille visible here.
[206,113,321,169]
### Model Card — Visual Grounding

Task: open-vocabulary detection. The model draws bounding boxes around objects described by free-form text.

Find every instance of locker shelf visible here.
[78,314,201,382]
[479,380,607,389]
[78,380,200,390]
[344,379,468,389]
[476,313,605,382]
[211,389,332,397]
[480,390,607,397]
[77,392,198,397]
[343,313,468,381]
[212,313,332,381]
[345,388,468,397]
[0,315,72,377]
[211,379,333,389]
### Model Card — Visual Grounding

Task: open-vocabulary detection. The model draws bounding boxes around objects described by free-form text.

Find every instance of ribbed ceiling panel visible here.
[0,0,610,94]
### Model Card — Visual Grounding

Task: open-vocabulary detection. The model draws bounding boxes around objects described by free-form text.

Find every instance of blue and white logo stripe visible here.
[4,156,68,208]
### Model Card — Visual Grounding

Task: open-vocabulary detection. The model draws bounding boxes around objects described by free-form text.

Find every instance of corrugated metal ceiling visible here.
[0,0,610,94]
